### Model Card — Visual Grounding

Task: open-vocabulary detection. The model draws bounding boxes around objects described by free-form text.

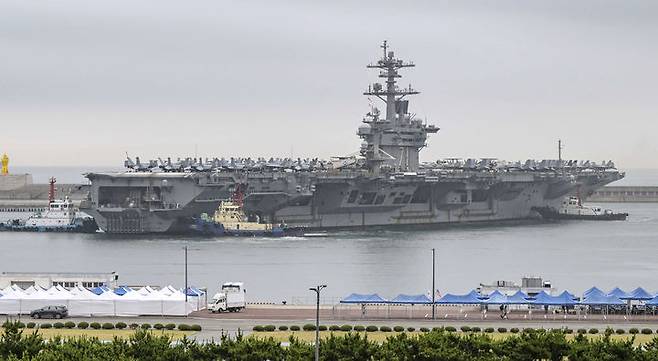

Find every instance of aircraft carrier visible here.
[81,42,624,234]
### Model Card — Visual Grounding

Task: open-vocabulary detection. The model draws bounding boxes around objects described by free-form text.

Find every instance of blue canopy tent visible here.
[113,286,132,296]
[340,293,387,304]
[623,287,654,300]
[581,293,625,306]
[584,287,605,298]
[608,287,630,299]
[507,290,531,305]
[481,290,510,305]
[389,294,432,304]
[89,286,110,295]
[388,294,432,319]
[436,290,482,305]
[185,287,204,297]
[340,293,389,319]
[565,291,578,300]
[646,295,658,306]
[531,291,576,306]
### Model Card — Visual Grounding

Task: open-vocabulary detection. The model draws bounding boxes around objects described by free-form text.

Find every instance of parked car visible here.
[30,305,68,319]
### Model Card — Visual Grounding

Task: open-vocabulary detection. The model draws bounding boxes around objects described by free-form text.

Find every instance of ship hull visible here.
[82,170,622,234]
[532,207,628,221]
[0,218,98,233]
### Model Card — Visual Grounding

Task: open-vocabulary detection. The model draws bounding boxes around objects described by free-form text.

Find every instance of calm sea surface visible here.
[0,202,655,303]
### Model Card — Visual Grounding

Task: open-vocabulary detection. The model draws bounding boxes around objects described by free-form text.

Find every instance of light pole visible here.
[432,248,436,320]
[184,245,188,304]
[309,284,327,361]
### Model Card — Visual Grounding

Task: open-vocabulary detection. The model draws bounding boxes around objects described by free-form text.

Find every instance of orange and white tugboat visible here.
[190,186,302,236]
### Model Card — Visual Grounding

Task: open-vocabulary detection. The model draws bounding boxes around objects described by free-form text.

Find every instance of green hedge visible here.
[64,322,75,329]
[154,324,164,330]
[4,321,658,360]
[40,323,52,329]
[115,322,127,330]
[178,324,191,331]
[77,322,89,329]
[26,322,36,329]
[237,324,658,336]
[165,323,176,330]
[141,324,151,330]
[190,325,202,331]
[90,322,101,330]
[102,323,114,330]
[53,322,64,329]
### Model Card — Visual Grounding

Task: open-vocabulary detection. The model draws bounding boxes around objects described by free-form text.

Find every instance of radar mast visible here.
[359,41,439,173]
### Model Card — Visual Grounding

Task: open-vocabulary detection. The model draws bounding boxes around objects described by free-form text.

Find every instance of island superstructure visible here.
[81,42,624,234]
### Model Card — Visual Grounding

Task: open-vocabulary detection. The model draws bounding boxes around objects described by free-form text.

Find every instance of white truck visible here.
[208,282,246,313]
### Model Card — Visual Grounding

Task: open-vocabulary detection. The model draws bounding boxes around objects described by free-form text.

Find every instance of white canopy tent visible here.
[0,285,204,317]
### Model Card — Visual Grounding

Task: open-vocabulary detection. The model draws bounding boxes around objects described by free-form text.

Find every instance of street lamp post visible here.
[309,284,327,361]
[432,248,436,320]
[184,245,188,304]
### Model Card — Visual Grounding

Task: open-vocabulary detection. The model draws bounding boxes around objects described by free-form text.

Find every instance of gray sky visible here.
[1,0,657,168]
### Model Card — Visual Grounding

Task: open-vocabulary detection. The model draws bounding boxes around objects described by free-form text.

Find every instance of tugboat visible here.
[190,186,301,237]
[533,196,628,221]
[0,178,98,232]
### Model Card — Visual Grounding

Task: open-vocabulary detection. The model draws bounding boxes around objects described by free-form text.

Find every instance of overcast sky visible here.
[1,0,657,168]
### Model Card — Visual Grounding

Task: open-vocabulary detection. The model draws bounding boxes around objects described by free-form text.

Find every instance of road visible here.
[8,305,658,342]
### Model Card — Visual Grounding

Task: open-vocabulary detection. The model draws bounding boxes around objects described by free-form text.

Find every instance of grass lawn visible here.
[249,331,658,346]
[13,328,195,341]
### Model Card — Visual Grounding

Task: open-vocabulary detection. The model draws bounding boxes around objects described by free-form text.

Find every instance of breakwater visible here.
[587,186,658,202]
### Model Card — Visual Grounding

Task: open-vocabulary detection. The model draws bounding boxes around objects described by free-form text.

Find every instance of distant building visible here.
[587,186,658,202]
[478,276,555,296]
[0,272,119,290]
